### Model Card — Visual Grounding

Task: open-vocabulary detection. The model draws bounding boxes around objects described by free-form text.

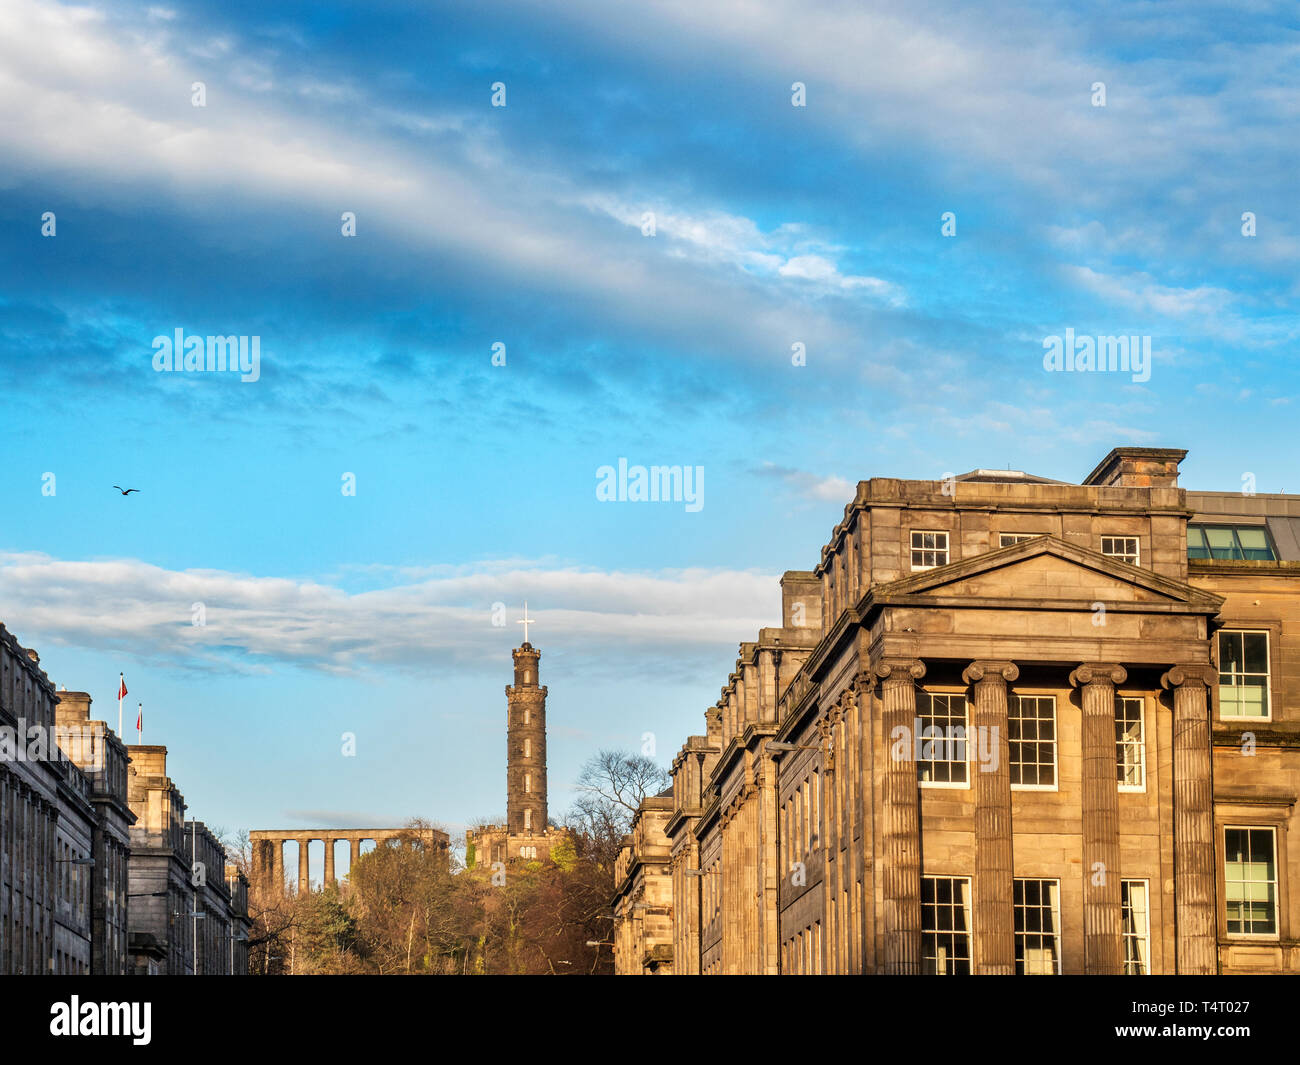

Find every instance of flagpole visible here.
[118,673,123,736]
[138,703,142,745]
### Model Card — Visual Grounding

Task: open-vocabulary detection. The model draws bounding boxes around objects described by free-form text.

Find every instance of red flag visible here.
[136,705,142,731]
[118,676,128,700]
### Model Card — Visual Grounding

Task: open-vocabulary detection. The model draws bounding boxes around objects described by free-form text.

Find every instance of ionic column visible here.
[963,660,1018,974]
[298,839,311,895]
[875,657,925,975]
[1162,666,1218,974]
[324,839,335,888]
[272,839,285,897]
[1070,663,1126,975]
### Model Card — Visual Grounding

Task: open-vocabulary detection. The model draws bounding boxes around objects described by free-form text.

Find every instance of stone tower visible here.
[506,642,548,837]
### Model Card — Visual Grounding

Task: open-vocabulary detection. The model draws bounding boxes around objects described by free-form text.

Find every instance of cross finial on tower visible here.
[517,601,536,645]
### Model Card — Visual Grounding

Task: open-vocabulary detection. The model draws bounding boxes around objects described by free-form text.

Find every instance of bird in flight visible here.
[112,486,141,495]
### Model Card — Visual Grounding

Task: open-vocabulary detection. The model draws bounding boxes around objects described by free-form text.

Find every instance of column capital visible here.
[1069,663,1127,688]
[962,660,1019,686]
[873,657,926,684]
[1161,665,1216,691]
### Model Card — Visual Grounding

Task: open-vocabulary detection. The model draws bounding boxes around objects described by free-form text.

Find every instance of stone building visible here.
[1,628,101,974]
[627,446,1300,974]
[226,864,252,975]
[50,751,95,974]
[126,745,196,975]
[123,753,248,974]
[53,690,134,975]
[186,820,244,975]
[611,791,674,974]
[1,626,246,977]
[468,635,566,866]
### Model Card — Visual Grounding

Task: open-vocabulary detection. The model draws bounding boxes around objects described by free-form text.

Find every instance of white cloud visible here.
[581,197,903,305]
[779,255,903,303]
[0,0,883,371]
[1063,265,1235,318]
[0,551,778,676]
[753,463,855,502]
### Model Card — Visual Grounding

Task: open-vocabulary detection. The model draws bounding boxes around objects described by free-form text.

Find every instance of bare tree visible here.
[566,749,670,873]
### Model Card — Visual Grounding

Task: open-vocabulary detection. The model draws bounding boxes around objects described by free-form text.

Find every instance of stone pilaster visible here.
[1069,663,1126,975]
[875,657,925,975]
[1162,665,1218,974]
[819,707,839,974]
[963,660,1018,974]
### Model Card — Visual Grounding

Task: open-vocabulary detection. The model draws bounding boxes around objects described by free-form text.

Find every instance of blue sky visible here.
[1,0,1297,872]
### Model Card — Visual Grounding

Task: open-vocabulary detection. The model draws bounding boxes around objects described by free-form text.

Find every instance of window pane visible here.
[1232,525,1274,559]
[1205,527,1239,559]
[922,876,972,975]
[1121,881,1150,974]
[1014,878,1061,974]
[1237,528,1269,552]
[1243,632,1269,674]
[918,693,967,784]
[1116,698,1145,788]
[1224,828,1277,935]
[1219,631,1245,674]
[1011,696,1056,787]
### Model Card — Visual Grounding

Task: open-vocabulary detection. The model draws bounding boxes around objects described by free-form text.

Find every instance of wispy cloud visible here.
[0,551,777,677]
[752,463,855,502]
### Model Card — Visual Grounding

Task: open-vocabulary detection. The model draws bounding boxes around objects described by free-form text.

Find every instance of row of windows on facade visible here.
[908,524,1278,571]
[53,948,88,975]
[782,833,1276,977]
[781,631,1270,864]
[908,692,1149,789]
[919,830,1276,976]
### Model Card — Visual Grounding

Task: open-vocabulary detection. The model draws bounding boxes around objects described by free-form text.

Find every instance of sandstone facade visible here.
[618,447,1300,974]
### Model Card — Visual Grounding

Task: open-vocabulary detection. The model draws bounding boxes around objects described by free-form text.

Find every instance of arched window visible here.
[523,707,530,724]
[524,808,532,830]
[524,738,531,758]
[525,773,532,793]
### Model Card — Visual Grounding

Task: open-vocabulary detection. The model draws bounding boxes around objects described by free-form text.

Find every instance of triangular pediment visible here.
[877,536,1223,610]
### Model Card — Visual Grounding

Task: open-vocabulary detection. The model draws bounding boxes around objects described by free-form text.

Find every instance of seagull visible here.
[112,486,141,495]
